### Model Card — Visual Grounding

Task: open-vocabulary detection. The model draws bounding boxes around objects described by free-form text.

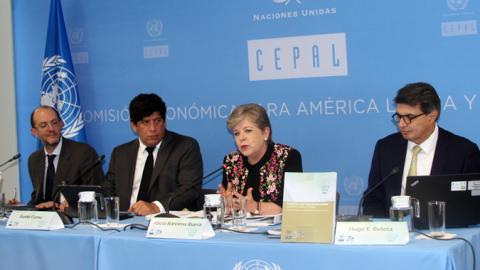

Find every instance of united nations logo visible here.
[343,176,364,196]
[146,19,163,38]
[447,0,468,11]
[233,259,281,270]
[272,0,302,5]
[41,55,84,139]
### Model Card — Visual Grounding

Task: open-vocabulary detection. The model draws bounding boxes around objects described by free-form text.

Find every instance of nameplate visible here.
[146,217,215,240]
[335,221,409,245]
[6,210,64,230]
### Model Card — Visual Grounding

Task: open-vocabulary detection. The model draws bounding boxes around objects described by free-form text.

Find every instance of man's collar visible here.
[138,138,162,152]
[407,124,439,153]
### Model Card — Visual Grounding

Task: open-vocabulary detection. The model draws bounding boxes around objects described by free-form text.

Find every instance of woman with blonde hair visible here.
[219,103,302,215]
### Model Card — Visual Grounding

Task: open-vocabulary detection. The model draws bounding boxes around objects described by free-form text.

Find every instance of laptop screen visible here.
[405,173,480,229]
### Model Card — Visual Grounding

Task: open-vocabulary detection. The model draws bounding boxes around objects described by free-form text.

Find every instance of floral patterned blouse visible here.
[222,143,302,206]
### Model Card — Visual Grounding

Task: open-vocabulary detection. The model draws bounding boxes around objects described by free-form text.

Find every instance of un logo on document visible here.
[41,55,84,139]
[233,259,282,270]
[447,0,468,11]
[343,176,364,196]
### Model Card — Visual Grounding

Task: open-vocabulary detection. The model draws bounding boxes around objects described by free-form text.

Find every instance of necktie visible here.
[408,145,422,176]
[137,147,155,201]
[45,154,56,201]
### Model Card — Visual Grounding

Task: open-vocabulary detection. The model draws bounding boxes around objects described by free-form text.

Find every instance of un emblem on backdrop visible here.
[272,0,301,5]
[343,176,364,196]
[69,28,84,46]
[233,259,281,270]
[146,19,163,38]
[41,55,84,139]
[447,0,468,11]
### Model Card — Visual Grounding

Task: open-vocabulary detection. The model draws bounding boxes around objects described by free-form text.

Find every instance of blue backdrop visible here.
[12,0,480,214]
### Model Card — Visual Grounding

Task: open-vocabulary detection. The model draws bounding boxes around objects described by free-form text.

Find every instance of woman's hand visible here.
[230,188,257,214]
[244,188,258,214]
[218,182,233,209]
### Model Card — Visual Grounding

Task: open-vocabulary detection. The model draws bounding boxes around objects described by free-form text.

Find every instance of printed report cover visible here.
[281,172,337,243]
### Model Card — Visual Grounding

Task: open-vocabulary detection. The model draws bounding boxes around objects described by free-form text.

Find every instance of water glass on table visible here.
[231,196,247,230]
[428,201,446,237]
[104,196,120,225]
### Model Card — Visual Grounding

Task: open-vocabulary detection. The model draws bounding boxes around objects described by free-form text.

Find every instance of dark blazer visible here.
[363,127,480,217]
[28,138,104,205]
[104,130,203,211]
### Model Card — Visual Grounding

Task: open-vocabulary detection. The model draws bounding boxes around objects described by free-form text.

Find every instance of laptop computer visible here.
[61,185,133,220]
[405,173,480,229]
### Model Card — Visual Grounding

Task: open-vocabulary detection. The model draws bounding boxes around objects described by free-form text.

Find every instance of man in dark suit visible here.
[104,93,203,216]
[28,105,104,208]
[363,82,480,217]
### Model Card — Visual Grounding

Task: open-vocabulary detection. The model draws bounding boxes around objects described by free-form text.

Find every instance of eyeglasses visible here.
[36,119,61,130]
[391,112,426,125]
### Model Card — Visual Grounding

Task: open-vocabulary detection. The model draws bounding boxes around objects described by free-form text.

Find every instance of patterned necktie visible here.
[137,147,155,201]
[408,145,422,176]
[45,154,56,201]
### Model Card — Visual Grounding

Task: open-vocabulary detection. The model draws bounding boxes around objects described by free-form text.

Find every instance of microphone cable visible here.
[65,221,121,232]
[217,226,269,235]
[123,223,148,231]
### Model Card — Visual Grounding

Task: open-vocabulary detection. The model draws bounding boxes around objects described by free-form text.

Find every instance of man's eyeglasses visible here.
[391,112,426,125]
[36,119,60,130]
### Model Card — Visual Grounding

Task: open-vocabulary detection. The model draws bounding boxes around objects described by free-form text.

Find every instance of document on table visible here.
[281,172,337,243]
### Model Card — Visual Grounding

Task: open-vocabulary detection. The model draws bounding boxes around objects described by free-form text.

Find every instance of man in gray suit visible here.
[105,93,203,216]
[28,105,104,208]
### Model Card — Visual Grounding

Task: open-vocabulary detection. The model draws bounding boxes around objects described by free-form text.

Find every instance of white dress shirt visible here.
[400,124,439,195]
[42,137,63,199]
[130,139,165,213]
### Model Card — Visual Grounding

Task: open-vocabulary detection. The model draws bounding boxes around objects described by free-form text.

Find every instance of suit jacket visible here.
[28,138,104,205]
[363,127,480,217]
[104,130,203,211]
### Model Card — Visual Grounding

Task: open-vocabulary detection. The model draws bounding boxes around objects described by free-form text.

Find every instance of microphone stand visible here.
[0,154,21,208]
[155,166,223,218]
[337,167,399,222]
[0,154,21,169]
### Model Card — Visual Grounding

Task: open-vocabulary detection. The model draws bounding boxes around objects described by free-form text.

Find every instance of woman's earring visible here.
[264,137,267,141]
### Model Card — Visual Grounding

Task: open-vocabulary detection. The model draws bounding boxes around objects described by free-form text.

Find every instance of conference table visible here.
[0,216,479,270]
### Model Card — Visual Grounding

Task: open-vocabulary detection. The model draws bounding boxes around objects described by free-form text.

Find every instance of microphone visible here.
[357,166,399,216]
[46,154,105,225]
[337,166,399,222]
[51,154,105,204]
[72,155,105,185]
[0,153,21,169]
[156,166,223,218]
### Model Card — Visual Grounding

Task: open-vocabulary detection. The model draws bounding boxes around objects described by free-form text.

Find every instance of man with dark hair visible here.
[28,105,104,207]
[105,93,203,216]
[363,82,480,217]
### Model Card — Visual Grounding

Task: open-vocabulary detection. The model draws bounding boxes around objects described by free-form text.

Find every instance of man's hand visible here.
[36,201,55,209]
[129,201,160,216]
[58,201,69,212]
[35,201,69,211]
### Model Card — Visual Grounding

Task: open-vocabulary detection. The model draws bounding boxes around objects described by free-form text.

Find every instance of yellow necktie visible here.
[408,145,422,176]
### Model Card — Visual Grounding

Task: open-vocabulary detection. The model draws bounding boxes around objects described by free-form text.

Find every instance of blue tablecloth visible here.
[1,217,479,270]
